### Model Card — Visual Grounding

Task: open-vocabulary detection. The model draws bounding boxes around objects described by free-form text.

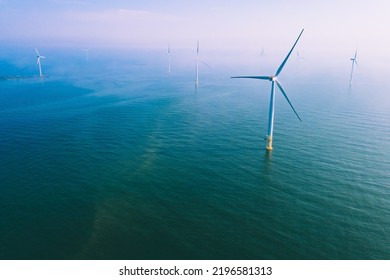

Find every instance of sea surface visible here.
[0,48,389,259]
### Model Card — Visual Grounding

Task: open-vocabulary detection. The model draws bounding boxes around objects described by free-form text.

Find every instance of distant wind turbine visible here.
[168,44,171,73]
[231,29,304,151]
[82,48,89,60]
[349,49,358,85]
[296,50,304,68]
[35,48,46,77]
[296,50,304,60]
[261,46,265,56]
[195,40,199,87]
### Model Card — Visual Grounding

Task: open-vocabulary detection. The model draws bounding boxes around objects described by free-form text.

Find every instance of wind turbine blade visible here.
[197,40,199,54]
[231,76,270,80]
[35,48,40,56]
[275,29,304,76]
[40,56,46,59]
[354,49,358,65]
[200,59,211,70]
[37,58,40,64]
[276,81,302,122]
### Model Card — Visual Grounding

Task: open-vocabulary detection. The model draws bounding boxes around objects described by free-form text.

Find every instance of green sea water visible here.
[0,49,389,259]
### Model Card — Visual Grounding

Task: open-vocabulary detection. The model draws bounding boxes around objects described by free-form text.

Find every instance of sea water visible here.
[0,48,389,259]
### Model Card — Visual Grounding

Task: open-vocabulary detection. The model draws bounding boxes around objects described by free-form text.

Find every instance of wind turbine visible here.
[82,48,89,60]
[195,40,199,88]
[231,29,304,151]
[168,44,171,73]
[349,49,358,86]
[35,48,46,77]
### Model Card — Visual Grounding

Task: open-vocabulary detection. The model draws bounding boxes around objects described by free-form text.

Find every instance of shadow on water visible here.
[262,149,273,174]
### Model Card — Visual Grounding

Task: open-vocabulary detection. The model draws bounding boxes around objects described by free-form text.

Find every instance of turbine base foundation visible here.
[266,136,273,150]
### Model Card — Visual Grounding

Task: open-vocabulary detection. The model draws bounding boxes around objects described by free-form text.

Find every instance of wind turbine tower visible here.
[195,40,199,88]
[168,44,171,73]
[35,48,46,77]
[232,29,304,151]
[296,51,304,60]
[82,48,89,60]
[349,49,358,85]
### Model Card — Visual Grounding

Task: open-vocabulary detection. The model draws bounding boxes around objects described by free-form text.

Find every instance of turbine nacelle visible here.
[271,76,277,82]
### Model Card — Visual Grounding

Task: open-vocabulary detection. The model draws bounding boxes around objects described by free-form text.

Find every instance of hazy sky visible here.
[1,0,390,61]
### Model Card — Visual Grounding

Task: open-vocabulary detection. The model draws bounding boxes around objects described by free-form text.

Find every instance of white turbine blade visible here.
[275,29,304,76]
[35,48,40,56]
[168,44,170,54]
[197,40,199,54]
[276,81,302,122]
[37,57,40,64]
[231,76,270,80]
[40,56,46,59]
